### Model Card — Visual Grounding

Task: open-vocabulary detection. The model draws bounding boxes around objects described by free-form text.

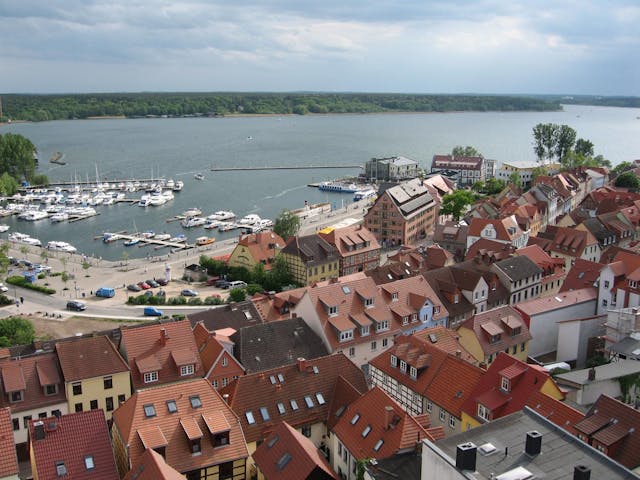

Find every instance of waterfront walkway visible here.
[210,164,362,171]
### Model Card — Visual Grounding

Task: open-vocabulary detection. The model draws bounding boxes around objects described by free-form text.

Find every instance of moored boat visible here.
[154,233,171,241]
[239,214,261,225]
[195,236,215,246]
[208,210,236,221]
[181,217,207,228]
[47,241,77,253]
[182,208,202,217]
[318,181,359,193]
[194,173,204,180]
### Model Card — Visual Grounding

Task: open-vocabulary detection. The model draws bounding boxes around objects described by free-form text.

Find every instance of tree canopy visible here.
[440,190,476,221]
[0,317,35,347]
[0,133,40,186]
[451,146,482,157]
[532,123,610,170]
[615,172,640,190]
[273,210,301,240]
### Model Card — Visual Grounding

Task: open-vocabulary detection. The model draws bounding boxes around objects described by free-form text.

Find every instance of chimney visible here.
[525,430,542,456]
[222,393,230,404]
[297,358,306,372]
[573,465,591,480]
[588,368,596,381]
[160,328,169,346]
[384,405,394,430]
[455,350,462,358]
[53,410,62,419]
[455,442,477,471]
[33,421,45,441]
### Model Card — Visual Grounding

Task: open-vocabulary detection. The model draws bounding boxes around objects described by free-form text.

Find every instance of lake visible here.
[1,104,639,260]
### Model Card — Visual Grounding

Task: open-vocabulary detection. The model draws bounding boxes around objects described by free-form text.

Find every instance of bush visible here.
[188,297,203,305]
[204,296,224,305]
[246,283,263,295]
[228,288,246,303]
[0,294,13,306]
[5,276,55,294]
[0,316,35,347]
[167,296,187,305]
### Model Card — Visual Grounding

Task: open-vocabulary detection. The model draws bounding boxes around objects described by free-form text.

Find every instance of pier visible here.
[101,233,194,251]
[210,165,362,172]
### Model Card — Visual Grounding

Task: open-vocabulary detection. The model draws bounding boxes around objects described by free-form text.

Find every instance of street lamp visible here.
[74,280,78,299]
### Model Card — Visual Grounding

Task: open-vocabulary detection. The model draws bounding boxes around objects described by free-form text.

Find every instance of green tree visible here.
[612,161,632,176]
[532,123,559,164]
[508,171,523,188]
[471,181,485,193]
[264,255,294,291]
[555,125,577,164]
[0,172,19,196]
[615,172,640,189]
[0,317,35,347]
[0,133,38,182]
[531,166,549,183]
[228,288,246,302]
[451,146,482,157]
[251,262,267,286]
[440,190,475,221]
[575,138,594,157]
[273,209,300,240]
[484,178,506,195]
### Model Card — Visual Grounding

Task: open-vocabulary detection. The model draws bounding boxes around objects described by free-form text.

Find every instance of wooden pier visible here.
[210,165,362,172]
[103,233,194,251]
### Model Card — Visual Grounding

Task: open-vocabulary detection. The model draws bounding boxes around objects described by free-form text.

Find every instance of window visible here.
[382,338,388,347]
[511,327,521,336]
[350,413,360,425]
[90,400,98,410]
[106,397,114,412]
[361,325,370,336]
[371,341,377,351]
[373,439,384,452]
[402,316,409,325]
[400,360,407,373]
[426,401,432,413]
[410,366,417,379]
[190,438,201,455]
[222,378,228,387]
[477,403,490,421]
[72,382,82,395]
[377,320,389,332]
[222,357,228,367]
[213,431,230,447]
[290,399,299,411]
[277,402,286,414]
[52,409,61,418]
[180,364,195,376]
[392,292,398,301]
[362,425,372,437]
[603,299,608,307]
[103,376,113,389]
[190,395,202,409]
[260,407,270,421]
[391,355,398,367]
[45,384,58,396]
[75,403,83,412]
[348,347,355,357]
[55,461,67,477]
[501,377,510,392]
[144,404,156,418]
[329,305,338,315]
[12,418,19,431]
[449,416,456,429]
[439,409,445,422]
[143,371,158,383]
[118,394,126,405]
[340,330,354,342]
[167,400,178,413]
[301,425,312,437]
[246,411,256,424]
[84,455,94,470]
[604,280,610,288]
[10,391,23,403]
[23,415,32,429]
[521,342,526,352]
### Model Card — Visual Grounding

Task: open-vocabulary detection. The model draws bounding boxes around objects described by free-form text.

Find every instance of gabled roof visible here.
[230,317,329,374]
[465,238,516,262]
[191,323,244,380]
[30,410,119,480]
[515,288,597,317]
[383,179,435,218]
[467,216,523,242]
[124,448,185,480]
[235,231,286,269]
[281,234,339,266]
[112,378,248,474]
[493,255,543,282]
[220,353,368,444]
[253,421,338,480]
[516,244,564,272]
[537,225,599,258]
[576,394,640,469]
[332,386,432,461]
[319,225,381,257]
[413,326,476,364]
[188,300,262,331]
[559,258,604,292]
[55,335,129,382]
[459,306,531,356]
[462,353,559,422]
[525,390,584,435]
[0,407,18,477]
[120,319,203,389]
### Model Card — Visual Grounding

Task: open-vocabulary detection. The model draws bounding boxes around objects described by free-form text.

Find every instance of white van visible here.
[228,280,247,289]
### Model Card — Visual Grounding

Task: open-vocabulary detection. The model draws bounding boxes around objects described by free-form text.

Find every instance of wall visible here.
[455,327,485,364]
[557,316,605,368]
[421,440,470,480]
[10,401,68,445]
[64,371,130,420]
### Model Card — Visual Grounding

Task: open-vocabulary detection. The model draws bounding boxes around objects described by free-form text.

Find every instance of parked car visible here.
[228,280,248,289]
[143,306,163,316]
[145,279,160,288]
[137,281,151,290]
[156,289,166,298]
[181,289,199,297]
[66,301,86,311]
[33,264,52,273]
[143,290,154,298]
[0,283,7,293]
[127,284,142,292]
[95,287,116,298]
[214,279,231,289]
[156,278,169,286]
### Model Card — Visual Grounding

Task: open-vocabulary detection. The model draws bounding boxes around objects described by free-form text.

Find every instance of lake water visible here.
[1,104,639,260]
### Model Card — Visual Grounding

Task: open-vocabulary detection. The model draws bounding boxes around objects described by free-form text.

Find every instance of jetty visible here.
[103,233,194,251]
[210,165,362,172]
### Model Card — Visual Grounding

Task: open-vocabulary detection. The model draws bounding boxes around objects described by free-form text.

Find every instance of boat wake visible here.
[263,184,307,200]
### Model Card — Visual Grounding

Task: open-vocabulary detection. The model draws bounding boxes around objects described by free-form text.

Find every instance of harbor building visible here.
[431,155,485,187]
[364,156,420,182]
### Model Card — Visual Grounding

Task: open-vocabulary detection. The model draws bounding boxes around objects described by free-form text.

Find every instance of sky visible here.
[1,0,638,95]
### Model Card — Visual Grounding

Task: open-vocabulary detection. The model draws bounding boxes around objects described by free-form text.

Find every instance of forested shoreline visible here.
[0,93,560,122]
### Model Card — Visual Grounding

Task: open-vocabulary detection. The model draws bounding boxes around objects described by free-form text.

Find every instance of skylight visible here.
[312,365,319,374]
[290,399,299,411]
[260,407,270,421]
[277,373,285,383]
[373,439,384,451]
[350,413,360,425]
[166,400,178,414]
[190,395,202,409]
[362,425,372,437]
[277,402,286,414]
[277,452,292,470]
[267,434,279,448]
[304,396,314,408]
[336,405,346,417]
[246,411,256,424]
[84,455,94,470]
[269,375,277,384]
[55,461,67,477]
[316,393,326,405]
[342,286,351,294]
[143,404,156,418]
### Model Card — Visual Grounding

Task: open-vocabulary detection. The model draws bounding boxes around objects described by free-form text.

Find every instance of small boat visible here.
[239,214,261,225]
[172,180,184,191]
[196,236,215,246]
[204,220,222,230]
[149,194,167,206]
[218,222,238,232]
[50,212,69,223]
[124,237,141,246]
[19,210,49,221]
[353,188,377,201]
[49,152,66,165]
[208,210,236,221]
[154,233,171,241]
[194,173,205,181]
[103,233,122,243]
[182,208,202,217]
[141,231,156,239]
[257,218,274,229]
[181,217,207,228]
[169,234,187,243]
[138,195,151,207]
[0,225,9,233]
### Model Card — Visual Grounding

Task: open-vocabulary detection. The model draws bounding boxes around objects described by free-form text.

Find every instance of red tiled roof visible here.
[559,258,604,293]
[234,231,285,270]
[112,378,248,475]
[138,426,168,449]
[36,358,61,386]
[0,407,18,477]
[30,410,119,480]
[459,306,532,356]
[1,363,25,392]
[56,335,129,382]
[319,225,381,259]
[413,326,476,364]
[221,353,368,444]
[515,288,597,318]
[253,421,338,480]
[525,390,584,435]
[0,352,66,413]
[465,238,516,261]
[332,386,433,461]
[120,320,203,389]
[124,448,185,480]
[467,216,523,242]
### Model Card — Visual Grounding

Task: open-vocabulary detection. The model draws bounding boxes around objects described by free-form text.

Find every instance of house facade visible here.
[227,232,285,272]
[319,225,381,277]
[431,155,485,186]
[280,234,340,285]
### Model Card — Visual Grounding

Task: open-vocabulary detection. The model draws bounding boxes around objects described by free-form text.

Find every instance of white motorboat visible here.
[138,195,151,207]
[258,218,274,229]
[353,188,377,201]
[0,225,9,233]
[181,217,207,228]
[149,194,167,206]
[204,220,222,230]
[194,173,205,180]
[9,232,42,247]
[142,231,156,239]
[183,208,202,217]
[154,233,171,241]
[239,214,261,225]
[50,212,69,222]
[124,237,141,246]
[208,210,236,221]
[47,241,77,253]
[19,210,49,221]
[218,222,239,232]
[169,234,187,243]
[103,233,122,243]
[172,180,184,191]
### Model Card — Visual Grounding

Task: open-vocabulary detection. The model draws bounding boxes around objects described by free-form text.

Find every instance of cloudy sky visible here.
[1,0,638,95]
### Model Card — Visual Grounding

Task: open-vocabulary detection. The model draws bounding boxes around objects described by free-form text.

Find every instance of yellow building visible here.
[280,234,340,285]
[456,305,531,365]
[460,352,564,431]
[227,231,285,272]
[55,336,131,420]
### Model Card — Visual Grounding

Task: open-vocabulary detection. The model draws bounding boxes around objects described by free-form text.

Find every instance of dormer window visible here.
[501,376,510,392]
[630,280,638,288]
[411,313,418,323]
[10,391,23,403]
[391,355,398,367]
[45,384,58,396]
[144,371,158,383]
[511,327,521,337]
[180,364,195,376]
[400,360,407,373]
[190,438,202,455]
[402,316,409,325]
[477,403,490,421]
[364,297,374,308]
[361,325,370,337]
[454,294,459,304]
[490,334,501,344]
[392,292,398,301]
[410,366,418,379]
[340,330,354,342]
[376,320,389,332]
[328,305,338,316]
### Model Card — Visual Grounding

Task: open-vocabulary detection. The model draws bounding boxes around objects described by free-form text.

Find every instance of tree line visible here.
[0,93,561,122]
[0,133,48,195]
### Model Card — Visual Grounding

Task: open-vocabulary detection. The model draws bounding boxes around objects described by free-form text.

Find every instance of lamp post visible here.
[74,280,78,299]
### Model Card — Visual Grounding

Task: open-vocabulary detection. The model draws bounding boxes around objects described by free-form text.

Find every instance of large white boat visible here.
[257,218,274,229]
[172,180,184,191]
[154,233,171,241]
[353,188,377,201]
[182,208,202,217]
[0,225,9,233]
[19,210,49,221]
[239,214,261,225]
[149,194,167,206]
[138,195,151,207]
[318,181,359,193]
[47,241,77,253]
[208,210,236,221]
[181,217,207,228]
[218,222,239,232]
[9,232,42,247]
[50,212,69,222]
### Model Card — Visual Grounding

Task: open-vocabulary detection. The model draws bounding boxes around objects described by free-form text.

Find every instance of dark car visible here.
[181,288,199,297]
[214,279,231,289]
[145,279,160,288]
[138,281,151,290]
[127,284,142,292]
[66,301,86,311]
[143,290,154,298]
[156,278,169,286]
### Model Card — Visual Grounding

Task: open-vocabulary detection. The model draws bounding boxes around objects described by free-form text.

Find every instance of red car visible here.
[137,281,151,290]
